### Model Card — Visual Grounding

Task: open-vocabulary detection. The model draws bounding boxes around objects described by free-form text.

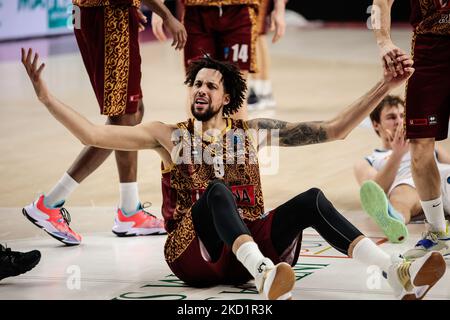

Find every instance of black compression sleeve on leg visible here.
[206,180,251,247]
[191,180,251,261]
[271,188,363,256]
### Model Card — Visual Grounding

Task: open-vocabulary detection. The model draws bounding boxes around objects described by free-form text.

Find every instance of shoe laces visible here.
[396,260,413,291]
[416,230,439,248]
[60,207,72,225]
[0,244,20,261]
[141,202,157,219]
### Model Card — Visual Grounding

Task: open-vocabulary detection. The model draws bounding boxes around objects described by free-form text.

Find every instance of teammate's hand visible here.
[269,2,286,43]
[379,42,406,77]
[163,16,187,50]
[21,48,50,103]
[137,9,148,32]
[151,12,167,41]
[383,53,414,88]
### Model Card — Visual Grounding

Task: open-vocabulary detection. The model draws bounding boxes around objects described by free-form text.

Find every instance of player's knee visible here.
[207,180,232,202]
[296,187,322,203]
[290,187,323,213]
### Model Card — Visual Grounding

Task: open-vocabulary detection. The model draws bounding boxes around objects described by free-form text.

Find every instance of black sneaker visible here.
[0,244,41,281]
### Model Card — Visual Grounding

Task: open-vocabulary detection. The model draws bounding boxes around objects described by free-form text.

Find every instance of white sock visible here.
[45,172,79,207]
[352,237,391,274]
[421,196,446,233]
[119,182,140,216]
[261,80,273,96]
[236,241,273,278]
[252,79,264,96]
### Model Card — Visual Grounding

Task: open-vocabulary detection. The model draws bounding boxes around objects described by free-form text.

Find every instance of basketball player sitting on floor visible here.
[21,48,446,300]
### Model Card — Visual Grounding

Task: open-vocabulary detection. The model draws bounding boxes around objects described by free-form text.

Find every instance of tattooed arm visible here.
[247,118,328,147]
[247,67,415,147]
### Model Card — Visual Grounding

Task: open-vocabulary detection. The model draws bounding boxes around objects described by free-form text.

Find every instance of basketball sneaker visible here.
[402,221,450,260]
[0,244,41,281]
[260,92,277,109]
[247,88,264,111]
[23,195,81,246]
[360,180,408,243]
[112,203,166,237]
[387,251,446,300]
[255,259,295,300]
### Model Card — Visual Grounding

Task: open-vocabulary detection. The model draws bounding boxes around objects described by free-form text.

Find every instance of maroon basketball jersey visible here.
[161,118,265,263]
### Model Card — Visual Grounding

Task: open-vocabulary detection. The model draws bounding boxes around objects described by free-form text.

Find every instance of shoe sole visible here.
[267,263,296,300]
[360,181,408,243]
[22,208,80,246]
[112,229,167,237]
[403,252,447,300]
[0,253,41,281]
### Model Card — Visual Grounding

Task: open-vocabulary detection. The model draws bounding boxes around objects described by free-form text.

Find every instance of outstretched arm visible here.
[21,48,167,151]
[247,54,414,147]
[372,0,405,77]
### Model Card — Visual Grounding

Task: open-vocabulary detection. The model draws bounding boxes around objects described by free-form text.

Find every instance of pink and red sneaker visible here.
[112,203,166,237]
[23,195,82,246]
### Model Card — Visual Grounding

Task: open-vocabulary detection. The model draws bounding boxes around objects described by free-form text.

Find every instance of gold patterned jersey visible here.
[72,0,140,7]
[161,118,265,263]
[410,0,450,35]
[183,0,260,7]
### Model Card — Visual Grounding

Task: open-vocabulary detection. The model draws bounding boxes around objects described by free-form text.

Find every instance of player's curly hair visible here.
[184,55,247,116]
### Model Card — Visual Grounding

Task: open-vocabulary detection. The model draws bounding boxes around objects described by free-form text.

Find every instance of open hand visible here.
[21,48,50,103]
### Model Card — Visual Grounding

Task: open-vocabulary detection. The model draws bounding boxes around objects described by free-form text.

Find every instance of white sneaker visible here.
[387,251,446,300]
[255,260,295,300]
[402,221,450,260]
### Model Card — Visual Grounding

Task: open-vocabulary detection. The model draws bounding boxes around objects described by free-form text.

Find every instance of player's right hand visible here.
[21,48,50,104]
[164,16,187,50]
[379,42,407,78]
[388,125,409,157]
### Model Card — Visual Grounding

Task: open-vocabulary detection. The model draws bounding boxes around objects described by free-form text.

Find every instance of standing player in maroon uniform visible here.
[151,0,286,120]
[22,0,187,245]
[247,0,286,111]
[22,48,447,300]
[372,0,450,260]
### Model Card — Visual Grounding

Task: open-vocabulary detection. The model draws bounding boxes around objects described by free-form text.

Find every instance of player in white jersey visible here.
[354,95,450,245]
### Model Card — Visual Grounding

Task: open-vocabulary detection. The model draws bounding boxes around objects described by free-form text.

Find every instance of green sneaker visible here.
[360,180,408,243]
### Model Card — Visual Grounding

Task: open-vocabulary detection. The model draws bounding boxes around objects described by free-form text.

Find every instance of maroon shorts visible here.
[405,34,450,141]
[183,5,258,73]
[74,5,142,116]
[167,211,302,287]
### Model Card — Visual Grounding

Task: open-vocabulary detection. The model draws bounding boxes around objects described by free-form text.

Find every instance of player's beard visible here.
[191,102,222,122]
